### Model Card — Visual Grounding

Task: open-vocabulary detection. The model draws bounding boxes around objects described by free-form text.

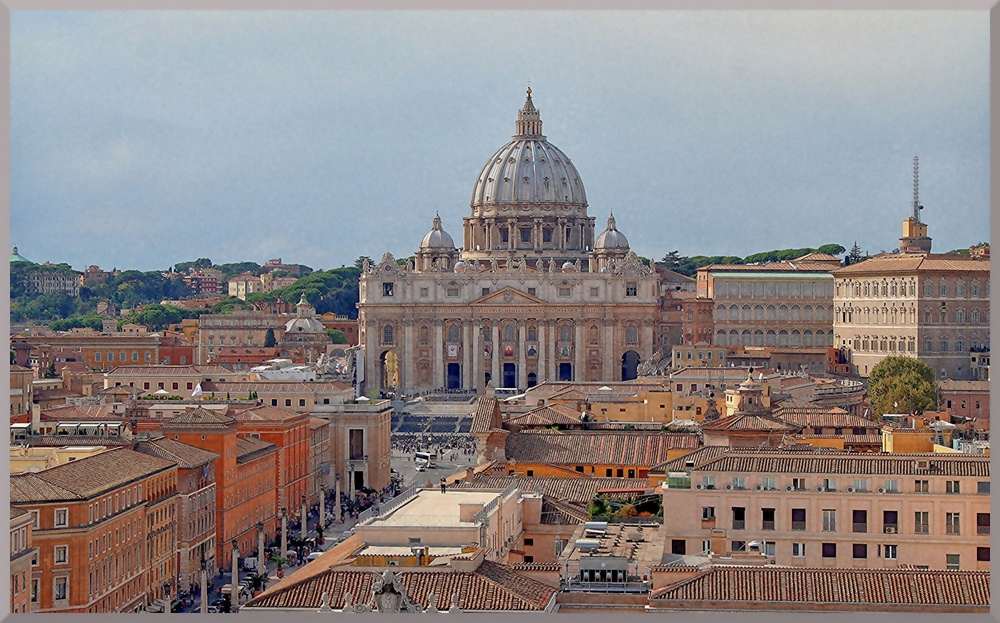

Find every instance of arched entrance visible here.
[527,372,537,388]
[621,350,640,381]
[379,350,399,391]
[446,363,462,389]
[502,363,517,389]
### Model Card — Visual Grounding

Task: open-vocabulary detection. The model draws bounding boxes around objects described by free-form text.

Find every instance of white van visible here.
[306,552,324,563]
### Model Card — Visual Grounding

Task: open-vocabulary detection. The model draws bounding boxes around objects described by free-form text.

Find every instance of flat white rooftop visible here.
[365,490,501,527]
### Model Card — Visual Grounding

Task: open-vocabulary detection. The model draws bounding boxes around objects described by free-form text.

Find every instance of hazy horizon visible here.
[12,11,989,273]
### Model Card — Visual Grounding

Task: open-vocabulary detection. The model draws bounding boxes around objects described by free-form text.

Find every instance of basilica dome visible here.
[470,89,587,208]
[594,213,630,250]
[419,213,456,249]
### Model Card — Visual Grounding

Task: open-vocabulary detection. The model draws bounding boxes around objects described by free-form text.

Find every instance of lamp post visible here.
[163,582,170,614]
[280,507,288,560]
[300,494,308,540]
[230,538,240,611]
[349,462,355,499]
[199,554,208,614]
[319,483,327,533]
[363,454,368,492]
[257,522,266,576]
[335,473,342,523]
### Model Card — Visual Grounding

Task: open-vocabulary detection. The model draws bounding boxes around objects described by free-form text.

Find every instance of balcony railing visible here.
[791,521,806,531]
[761,520,775,531]
[977,526,990,536]
[853,523,868,533]
[732,520,745,530]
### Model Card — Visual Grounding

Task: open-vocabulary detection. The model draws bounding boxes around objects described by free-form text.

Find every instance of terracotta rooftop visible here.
[23,435,133,447]
[235,436,278,463]
[770,405,879,430]
[649,567,990,611]
[40,405,122,422]
[833,253,990,276]
[230,403,310,423]
[505,403,582,428]
[539,496,589,525]
[105,364,237,376]
[161,407,236,429]
[700,413,799,432]
[243,560,556,612]
[309,417,330,430]
[470,396,501,434]
[701,261,838,273]
[11,506,31,520]
[938,379,991,392]
[132,436,220,468]
[690,449,989,477]
[204,380,353,393]
[504,430,700,467]
[10,447,175,503]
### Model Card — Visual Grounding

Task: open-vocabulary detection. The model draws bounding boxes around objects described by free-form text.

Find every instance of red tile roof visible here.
[235,437,278,463]
[161,406,236,429]
[504,404,582,428]
[504,430,700,467]
[700,413,799,432]
[244,561,556,611]
[691,448,989,477]
[771,405,878,429]
[833,253,990,276]
[132,436,220,468]
[10,447,175,502]
[649,567,990,610]
[470,396,501,434]
[456,476,652,505]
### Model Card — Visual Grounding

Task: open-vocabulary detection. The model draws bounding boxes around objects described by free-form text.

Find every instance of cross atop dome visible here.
[515,87,544,138]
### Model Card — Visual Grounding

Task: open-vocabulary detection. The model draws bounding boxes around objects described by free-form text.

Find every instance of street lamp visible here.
[256,522,266,576]
[231,538,240,611]
[301,494,308,540]
[163,582,170,613]
[280,507,288,560]
[319,483,328,536]
[335,474,342,523]
[349,463,355,498]
[199,554,208,614]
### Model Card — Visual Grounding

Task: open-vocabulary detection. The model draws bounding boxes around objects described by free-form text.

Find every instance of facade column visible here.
[517,319,527,389]
[433,320,444,391]
[549,320,559,381]
[472,321,482,393]
[462,320,472,391]
[492,324,501,386]
[557,219,565,250]
[643,318,656,365]
[603,317,616,382]
[403,319,414,395]
[574,321,585,382]
[365,318,378,397]
[537,319,547,384]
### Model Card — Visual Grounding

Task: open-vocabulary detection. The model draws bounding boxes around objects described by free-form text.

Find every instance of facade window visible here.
[701,507,716,521]
[821,543,837,558]
[761,507,775,530]
[852,544,867,559]
[731,507,746,530]
[731,540,746,552]
[853,478,868,492]
[791,508,806,531]
[626,325,638,345]
[761,477,776,490]
[852,510,867,533]
[977,513,990,536]
[626,282,637,297]
[382,282,394,296]
[977,481,990,494]
[946,512,961,535]
[792,542,806,558]
[946,480,960,494]
[54,577,68,601]
[701,476,716,490]
[883,479,899,493]
[822,509,836,532]
[54,545,68,564]
[54,508,68,527]
[792,478,806,491]
[884,544,898,560]
[915,479,929,493]
[977,547,990,562]
[915,511,929,534]
[383,325,394,345]
[946,554,960,571]
[95,351,102,362]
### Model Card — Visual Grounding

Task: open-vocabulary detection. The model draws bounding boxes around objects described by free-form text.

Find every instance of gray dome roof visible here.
[285,317,326,334]
[419,213,456,249]
[471,90,587,208]
[594,214,630,250]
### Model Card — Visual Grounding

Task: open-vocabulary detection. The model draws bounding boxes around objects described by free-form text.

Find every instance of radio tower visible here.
[912,156,923,222]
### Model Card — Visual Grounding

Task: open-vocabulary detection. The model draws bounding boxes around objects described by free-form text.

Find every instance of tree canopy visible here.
[867,356,938,416]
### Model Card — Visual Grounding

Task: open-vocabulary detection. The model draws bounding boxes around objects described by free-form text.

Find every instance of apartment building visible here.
[318,400,393,494]
[659,447,990,571]
[10,447,179,613]
[102,364,243,397]
[197,310,286,364]
[11,507,38,614]
[12,333,160,373]
[229,404,312,514]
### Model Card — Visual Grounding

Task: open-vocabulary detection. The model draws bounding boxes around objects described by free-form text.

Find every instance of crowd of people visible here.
[391,434,478,458]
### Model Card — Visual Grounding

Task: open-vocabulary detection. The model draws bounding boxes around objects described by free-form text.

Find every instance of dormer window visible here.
[382,282,394,297]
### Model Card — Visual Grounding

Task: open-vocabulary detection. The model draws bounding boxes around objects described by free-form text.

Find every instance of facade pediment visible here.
[471,286,545,306]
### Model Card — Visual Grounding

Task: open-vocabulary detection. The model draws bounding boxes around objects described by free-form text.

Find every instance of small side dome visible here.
[594,213,629,250]
[561,261,576,272]
[420,212,456,249]
[453,260,467,272]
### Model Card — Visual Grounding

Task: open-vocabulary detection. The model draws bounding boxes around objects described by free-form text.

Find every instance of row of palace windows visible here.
[716,304,830,322]
[94,350,152,363]
[717,280,833,299]
[838,279,989,299]
[838,308,988,325]
[384,322,641,346]
[715,329,831,348]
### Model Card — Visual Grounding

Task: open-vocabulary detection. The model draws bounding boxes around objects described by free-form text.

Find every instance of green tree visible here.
[264,329,276,347]
[816,243,847,256]
[326,328,346,344]
[846,241,865,265]
[868,356,938,416]
[354,256,373,270]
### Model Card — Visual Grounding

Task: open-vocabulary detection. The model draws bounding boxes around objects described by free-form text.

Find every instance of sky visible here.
[11,11,990,273]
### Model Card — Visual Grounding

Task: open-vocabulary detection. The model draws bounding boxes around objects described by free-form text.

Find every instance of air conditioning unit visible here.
[877,488,886,494]
[847,487,855,494]
[885,526,897,534]
[786,486,794,492]
[755,485,763,491]
[696,484,704,490]
[817,486,826,493]
[725,485,733,491]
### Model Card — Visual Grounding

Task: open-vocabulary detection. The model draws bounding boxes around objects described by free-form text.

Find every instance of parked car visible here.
[306,552,324,563]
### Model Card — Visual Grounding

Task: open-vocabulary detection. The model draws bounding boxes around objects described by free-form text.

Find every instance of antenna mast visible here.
[912,156,922,222]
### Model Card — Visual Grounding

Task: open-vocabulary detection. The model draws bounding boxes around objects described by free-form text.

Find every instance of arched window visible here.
[778,330,788,346]
[791,330,801,347]
[766,330,776,346]
[589,325,598,344]
[560,324,572,342]
[383,324,394,345]
[864,282,870,297]
[803,330,813,347]
[754,305,764,321]
[717,305,727,321]
[420,325,430,344]
[753,330,764,346]
[717,330,727,346]
[890,282,897,297]
[742,305,752,321]
[447,324,460,342]
[956,310,967,324]
[504,324,515,342]
[778,305,788,320]
[626,325,638,345]
[528,325,538,342]
[766,305,776,320]
[729,330,739,343]
[741,330,752,346]
[482,325,492,342]
[803,305,813,321]
[972,310,981,324]
[790,305,801,321]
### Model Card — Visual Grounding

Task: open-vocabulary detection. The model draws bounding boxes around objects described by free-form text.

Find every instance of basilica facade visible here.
[356,90,660,396]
